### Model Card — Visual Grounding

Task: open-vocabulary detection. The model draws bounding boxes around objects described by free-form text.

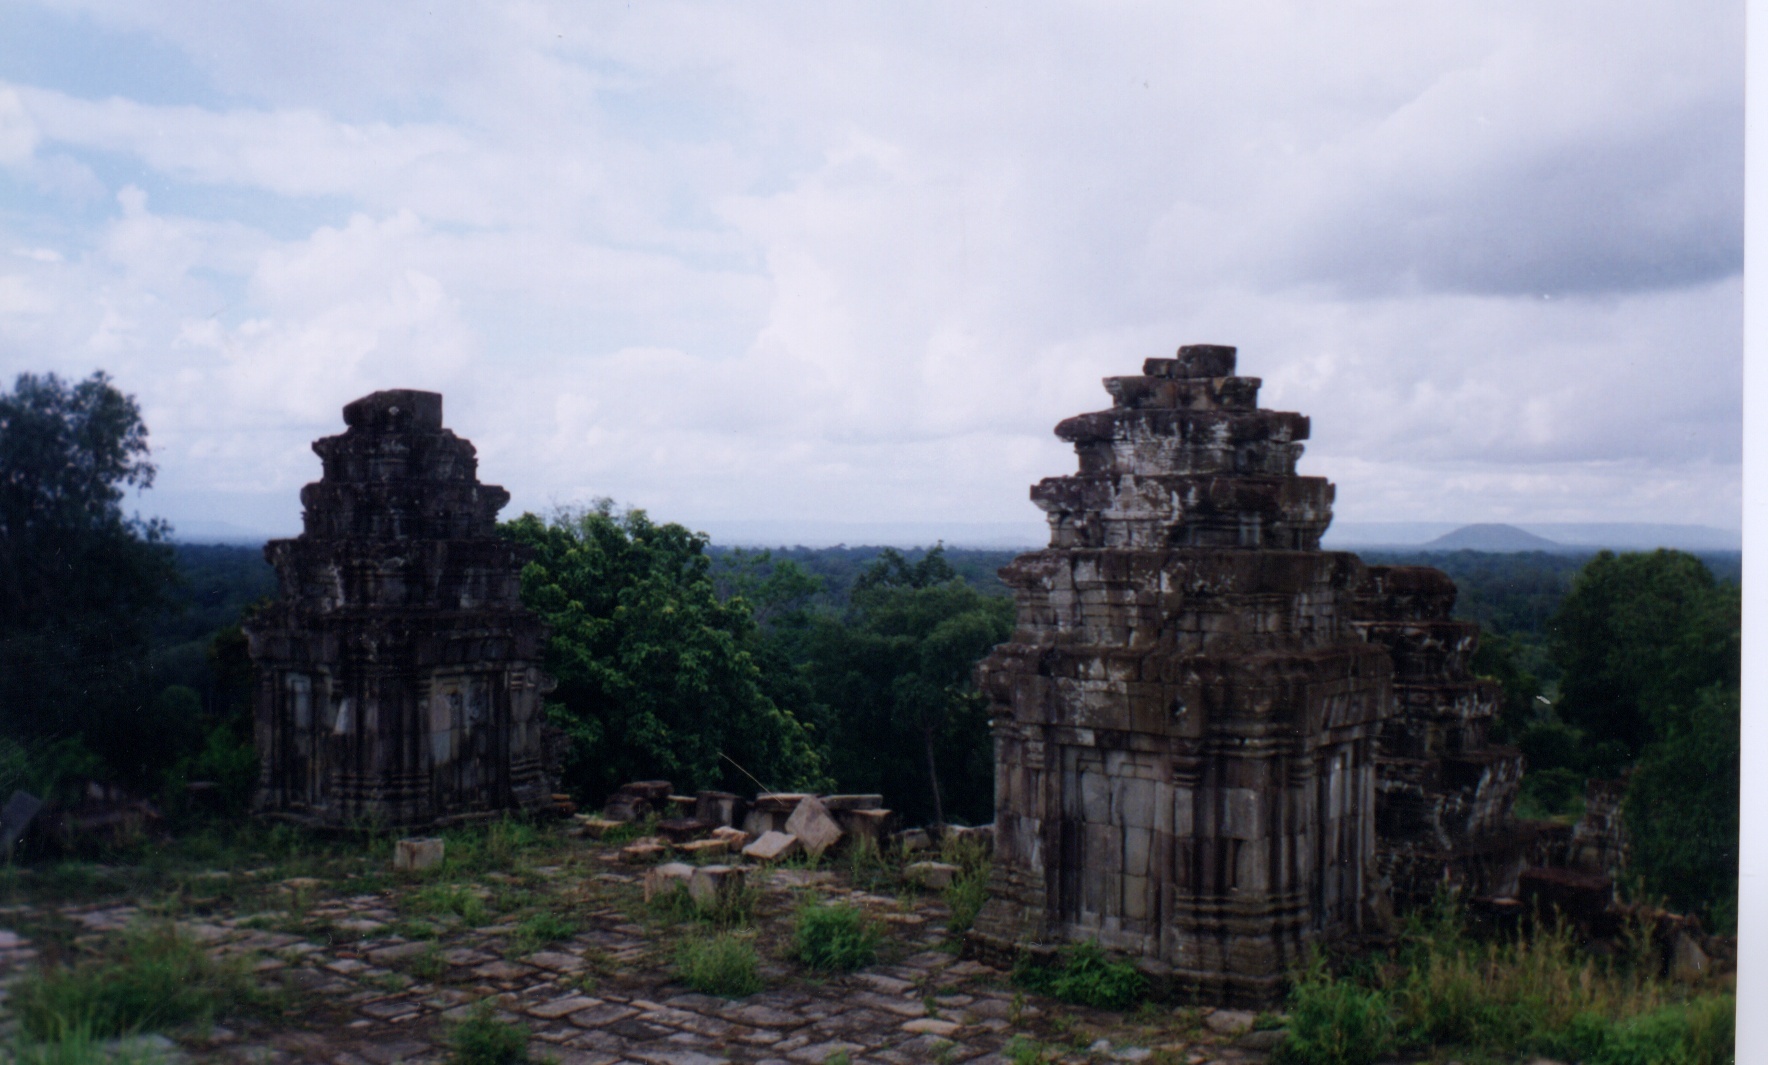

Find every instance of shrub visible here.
[1012,941,1147,1011]
[794,900,880,972]
[447,1002,531,1065]
[13,921,278,1040]
[676,933,764,997]
[944,867,989,936]
[1276,954,1393,1065]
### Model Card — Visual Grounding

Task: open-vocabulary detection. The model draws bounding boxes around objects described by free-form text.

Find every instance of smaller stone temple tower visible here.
[1347,567,1528,907]
[245,390,553,829]
[970,345,1392,1005]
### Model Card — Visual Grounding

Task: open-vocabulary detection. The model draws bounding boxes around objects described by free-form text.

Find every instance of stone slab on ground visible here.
[905,861,961,890]
[742,830,802,863]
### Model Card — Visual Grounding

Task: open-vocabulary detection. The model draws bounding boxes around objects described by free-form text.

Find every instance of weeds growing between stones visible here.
[793,899,880,972]
[12,920,285,1042]
[675,932,764,997]
[446,1002,532,1065]
[1274,899,1735,1065]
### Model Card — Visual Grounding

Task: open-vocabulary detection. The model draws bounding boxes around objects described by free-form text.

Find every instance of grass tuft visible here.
[1012,940,1147,1012]
[794,900,880,972]
[447,1001,531,1065]
[12,921,283,1041]
[676,932,764,997]
[511,910,577,955]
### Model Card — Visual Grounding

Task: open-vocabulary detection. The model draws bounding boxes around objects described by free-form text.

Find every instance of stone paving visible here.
[0,836,1287,1064]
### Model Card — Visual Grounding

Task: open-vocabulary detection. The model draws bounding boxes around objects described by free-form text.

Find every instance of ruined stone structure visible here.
[1346,567,1528,909]
[245,391,553,829]
[969,345,1395,1004]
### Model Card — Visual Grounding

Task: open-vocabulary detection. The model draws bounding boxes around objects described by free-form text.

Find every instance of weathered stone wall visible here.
[1345,566,1529,908]
[245,390,553,829]
[969,345,1393,1005]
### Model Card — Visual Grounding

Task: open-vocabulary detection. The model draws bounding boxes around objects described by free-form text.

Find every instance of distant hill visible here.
[1422,524,1564,552]
[1327,521,1740,552]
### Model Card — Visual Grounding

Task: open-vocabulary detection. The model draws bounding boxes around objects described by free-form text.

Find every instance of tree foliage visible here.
[501,504,826,801]
[798,547,1012,825]
[0,371,177,786]
[1543,549,1740,927]
[1548,549,1737,765]
[1624,683,1739,929]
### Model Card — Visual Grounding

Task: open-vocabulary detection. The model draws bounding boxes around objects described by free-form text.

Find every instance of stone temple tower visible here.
[245,390,553,829]
[968,345,1393,1004]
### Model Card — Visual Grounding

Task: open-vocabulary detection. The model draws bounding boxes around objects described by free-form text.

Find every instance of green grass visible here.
[447,1002,532,1065]
[406,883,491,926]
[675,933,764,997]
[647,878,757,930]
[1012,940,1148,1012]
[1273,899,1736,1065]
[939,832,992,937]
[511,910,578,955]
[793,900,880,972]
[12,921,283,1041]
[9,1025,169,1065]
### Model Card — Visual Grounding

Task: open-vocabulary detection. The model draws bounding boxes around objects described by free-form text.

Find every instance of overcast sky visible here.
[0,1,1743,542]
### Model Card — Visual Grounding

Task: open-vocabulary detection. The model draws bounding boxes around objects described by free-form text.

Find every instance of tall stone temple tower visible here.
[245,390,554,829]
[969,345,1396,1004]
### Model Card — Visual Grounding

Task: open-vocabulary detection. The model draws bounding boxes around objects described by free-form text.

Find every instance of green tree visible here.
[1469,627,1542,743]
[801,547,1013,825]
[1547,549,1740,926]
[501,504,825,802]
[1624,682,1739,929]
[1547,549,1736,764]
[0,371,176,787]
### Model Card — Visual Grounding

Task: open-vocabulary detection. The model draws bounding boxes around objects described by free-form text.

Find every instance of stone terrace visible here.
[0,826,1286,1065]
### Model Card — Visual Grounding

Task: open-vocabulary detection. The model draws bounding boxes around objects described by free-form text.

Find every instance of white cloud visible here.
[0,0,1742,537]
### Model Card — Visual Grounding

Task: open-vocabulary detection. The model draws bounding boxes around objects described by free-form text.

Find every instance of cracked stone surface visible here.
[0,826,1291,1064]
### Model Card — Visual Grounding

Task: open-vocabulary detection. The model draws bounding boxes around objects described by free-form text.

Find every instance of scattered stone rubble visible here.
[245,390,556,829]
[583,782,927,869]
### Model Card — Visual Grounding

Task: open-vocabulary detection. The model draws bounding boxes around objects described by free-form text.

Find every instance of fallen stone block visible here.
[1204,1008,1257,1036]
[905,860,961,890]
[1671,929,1711,981]
[945,823,995,852]
[741,830,802,863]
[688,864,747,909]
[677,837,730,858]
[891,828,933,854]
[571,816,626,840]
[643,861,695,902]
[621,838,670,864]
[393,836,445,873]
[710,825,751,849]
[836,808,896,849]
[743,792,808,837]
[694,790,746,828]
[821,794,884,812]
[656,817,715,844]
[666,795,698,817]
[604,780,674,822]
[785,795,843,859]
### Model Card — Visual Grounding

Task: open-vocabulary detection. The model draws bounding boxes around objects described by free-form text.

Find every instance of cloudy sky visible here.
[0,1,1743,543]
